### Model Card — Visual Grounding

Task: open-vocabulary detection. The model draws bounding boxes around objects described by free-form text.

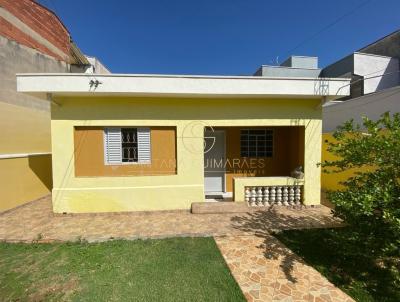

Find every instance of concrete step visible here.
[191,201,249,214]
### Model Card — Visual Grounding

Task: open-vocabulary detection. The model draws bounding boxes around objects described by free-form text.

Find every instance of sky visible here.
[40,0,400,75]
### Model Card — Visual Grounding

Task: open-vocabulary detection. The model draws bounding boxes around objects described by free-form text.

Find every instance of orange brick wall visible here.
[0,0,70,60]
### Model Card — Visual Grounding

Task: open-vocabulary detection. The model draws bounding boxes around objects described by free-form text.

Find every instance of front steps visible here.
[191,201,249,214]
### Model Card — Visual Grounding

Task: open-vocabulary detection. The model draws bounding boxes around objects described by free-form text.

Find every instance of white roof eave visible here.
[16,73,350,100]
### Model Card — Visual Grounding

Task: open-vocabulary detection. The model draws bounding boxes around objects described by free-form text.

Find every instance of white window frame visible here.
[104,127,151,165]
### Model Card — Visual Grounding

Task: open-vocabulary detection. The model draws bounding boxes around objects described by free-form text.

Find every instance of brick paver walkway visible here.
[0,195,340,242]
[215,235,354,302]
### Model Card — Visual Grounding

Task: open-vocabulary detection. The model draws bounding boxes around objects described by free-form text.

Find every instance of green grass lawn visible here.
[0,237,245,302]
[275,228,400,302]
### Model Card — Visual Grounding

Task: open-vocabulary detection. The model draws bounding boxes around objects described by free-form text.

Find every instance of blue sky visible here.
[40,0,399,75]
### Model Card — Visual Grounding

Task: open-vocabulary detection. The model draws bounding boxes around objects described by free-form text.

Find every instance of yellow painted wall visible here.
[0,101,52,212]
[0,155,52,212]
[321,133,361,191]
[51,97,322,213]
[0,102,51,154]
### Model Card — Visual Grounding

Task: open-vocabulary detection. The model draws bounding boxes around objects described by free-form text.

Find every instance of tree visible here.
[322,112,400,258]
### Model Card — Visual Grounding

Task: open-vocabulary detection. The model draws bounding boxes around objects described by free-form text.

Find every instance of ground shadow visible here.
[276,227,400,302]
[230,206,341,283]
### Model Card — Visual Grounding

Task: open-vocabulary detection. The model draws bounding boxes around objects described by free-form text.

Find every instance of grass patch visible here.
[274,228,400,302]
[0,237,245,301]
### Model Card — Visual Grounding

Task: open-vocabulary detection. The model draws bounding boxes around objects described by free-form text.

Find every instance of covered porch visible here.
[204,126,305,206]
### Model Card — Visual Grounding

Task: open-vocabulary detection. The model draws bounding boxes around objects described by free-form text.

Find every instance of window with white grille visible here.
[240,129,273,158]
[104,127,151,164]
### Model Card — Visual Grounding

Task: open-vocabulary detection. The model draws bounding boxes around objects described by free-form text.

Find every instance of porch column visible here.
[303,119,322,205]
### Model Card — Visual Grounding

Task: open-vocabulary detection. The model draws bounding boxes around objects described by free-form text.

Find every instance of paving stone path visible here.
[0,195,341,242]
[215,235,355,302]
[0,195,354,301]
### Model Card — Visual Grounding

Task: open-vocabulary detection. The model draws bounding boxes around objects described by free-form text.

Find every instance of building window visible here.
[121,128,138,162]
[104,127,151,164]
[240,129,273,157]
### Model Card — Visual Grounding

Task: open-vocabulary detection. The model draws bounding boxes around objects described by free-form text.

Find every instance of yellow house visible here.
[17,73,349,213]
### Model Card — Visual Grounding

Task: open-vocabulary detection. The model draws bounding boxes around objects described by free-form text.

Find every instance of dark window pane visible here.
[121,128,138,162]
[249,130,264,135]
[240,128,273,158]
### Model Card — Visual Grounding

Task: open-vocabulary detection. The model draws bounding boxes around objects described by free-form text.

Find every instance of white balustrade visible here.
[245,185,303,207]
[250,187,257,207]
[245,187,251,203]
[270,187,276,204]
[256,187,263,206]
[263,187,270,206]
[276,186,282,206]
[283,187,289,206]
[289,187,295,205]
[295,186,301,206]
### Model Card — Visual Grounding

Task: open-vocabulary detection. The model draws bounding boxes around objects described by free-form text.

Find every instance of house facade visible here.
[17,74,349,213]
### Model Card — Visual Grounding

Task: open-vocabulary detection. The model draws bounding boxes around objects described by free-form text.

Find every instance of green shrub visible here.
[322,112,400,258]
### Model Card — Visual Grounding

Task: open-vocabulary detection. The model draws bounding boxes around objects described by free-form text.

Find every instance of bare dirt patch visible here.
[28,275,80,302]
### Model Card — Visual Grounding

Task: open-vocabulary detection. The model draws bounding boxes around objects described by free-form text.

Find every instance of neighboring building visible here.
[321,29,400,101]
[322,52,399,100]
[321,30,400,196]
[85,56,110,74]
[0,0,107,212]
[71,55,111,74]
[254,56,321,78]
[358,29,400,61]
[17,73,349,213]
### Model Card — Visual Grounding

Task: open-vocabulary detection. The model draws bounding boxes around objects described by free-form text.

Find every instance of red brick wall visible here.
[0,0,70,60]
[0,16,64,60]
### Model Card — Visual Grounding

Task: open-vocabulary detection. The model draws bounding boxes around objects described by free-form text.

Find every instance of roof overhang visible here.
[16,73,350,101]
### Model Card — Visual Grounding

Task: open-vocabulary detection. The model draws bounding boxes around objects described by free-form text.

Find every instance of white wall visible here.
[85,56,111,74]
[354,53,399,94]
[323,86,400,132]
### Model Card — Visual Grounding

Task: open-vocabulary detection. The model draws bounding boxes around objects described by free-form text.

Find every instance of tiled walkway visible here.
[215,235,354,302]
[0,195,341,242]
[0,195,353,301]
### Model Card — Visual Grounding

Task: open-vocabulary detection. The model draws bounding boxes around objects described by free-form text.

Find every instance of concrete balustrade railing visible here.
[233,177,304,206]
[245,185,302,207]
